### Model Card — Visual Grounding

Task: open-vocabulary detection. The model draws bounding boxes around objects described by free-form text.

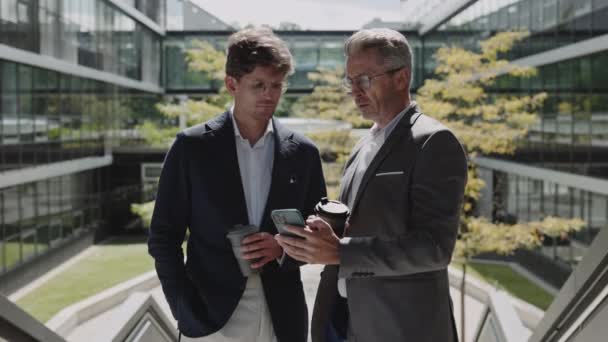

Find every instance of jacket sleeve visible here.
[279,146,327,270]
[303,148,327,218]
[338,130,467,278]
[147,134,190,318]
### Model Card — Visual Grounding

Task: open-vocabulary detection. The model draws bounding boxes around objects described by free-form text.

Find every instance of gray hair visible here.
[344,28,413,82]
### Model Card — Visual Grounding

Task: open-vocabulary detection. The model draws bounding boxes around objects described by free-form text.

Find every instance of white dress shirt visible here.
[343,102,414,209]
[231,110,275,227]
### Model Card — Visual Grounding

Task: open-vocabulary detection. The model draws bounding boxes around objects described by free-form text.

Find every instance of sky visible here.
[191,0,404,30]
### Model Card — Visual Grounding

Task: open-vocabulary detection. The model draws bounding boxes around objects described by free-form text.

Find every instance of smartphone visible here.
[271,209,306,239]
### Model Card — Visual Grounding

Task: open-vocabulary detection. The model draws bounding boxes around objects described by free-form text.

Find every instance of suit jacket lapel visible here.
[338,139,365,204]
[349,106,421,215]
[202,111,249,226]
[260,117,298,232]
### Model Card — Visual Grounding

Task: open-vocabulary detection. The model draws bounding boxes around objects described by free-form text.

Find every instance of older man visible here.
[277,28,467,342]
[149,27,326,342]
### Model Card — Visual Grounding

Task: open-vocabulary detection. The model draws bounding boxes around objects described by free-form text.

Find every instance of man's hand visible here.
[275,216,340,265]
[242,232,283,269]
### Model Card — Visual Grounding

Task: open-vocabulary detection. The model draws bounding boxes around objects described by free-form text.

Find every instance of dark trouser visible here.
[325,323,347,342]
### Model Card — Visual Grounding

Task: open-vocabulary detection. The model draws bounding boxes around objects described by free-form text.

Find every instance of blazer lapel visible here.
[202,111,249,226]
[349,106,422,215]
[260,117,298,232]
[338,139,365,204]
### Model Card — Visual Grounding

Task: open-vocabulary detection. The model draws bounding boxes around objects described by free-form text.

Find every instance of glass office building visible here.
[162,0,608,277]
[373,1,606,273]
[421,0,608,270]
[0,0,166,285]
[0,0,162,83]
[163,31,426,93]
[2,0,608,290]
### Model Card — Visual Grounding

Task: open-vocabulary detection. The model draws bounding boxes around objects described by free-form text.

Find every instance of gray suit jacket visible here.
[311,105,467,342]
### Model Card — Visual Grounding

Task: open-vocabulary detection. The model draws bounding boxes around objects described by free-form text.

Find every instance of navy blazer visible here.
[148,111,326,340]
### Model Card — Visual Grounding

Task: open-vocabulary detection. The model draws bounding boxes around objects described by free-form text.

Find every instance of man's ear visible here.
[225,76,238,95]
[396,68,411,91]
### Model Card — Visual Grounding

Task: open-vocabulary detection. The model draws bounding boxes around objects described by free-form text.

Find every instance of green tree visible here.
[305,130,356,199]
[138,40,231,148]
[416,31,585,342]
[290,67,362,198]
[132,41,231,222]
[292,67,369,128]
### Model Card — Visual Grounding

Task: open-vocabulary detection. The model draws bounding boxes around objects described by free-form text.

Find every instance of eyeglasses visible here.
[342,67,404,92]
[246,80,289,95]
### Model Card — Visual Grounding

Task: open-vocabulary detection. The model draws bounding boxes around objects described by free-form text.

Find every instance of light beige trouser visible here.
[181,274,277,342]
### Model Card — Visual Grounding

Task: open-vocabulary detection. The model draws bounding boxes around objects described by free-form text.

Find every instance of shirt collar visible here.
[370,101,416,140]
[229,105,274,141]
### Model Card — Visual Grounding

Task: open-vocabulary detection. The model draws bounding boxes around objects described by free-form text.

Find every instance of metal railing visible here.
[527,227,608,342]
[473,291,531,342]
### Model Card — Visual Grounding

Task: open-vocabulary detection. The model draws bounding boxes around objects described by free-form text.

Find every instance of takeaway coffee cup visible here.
[226,224,260,277]
[314,197,350,237]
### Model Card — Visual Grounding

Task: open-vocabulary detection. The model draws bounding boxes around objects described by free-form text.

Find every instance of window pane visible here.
[21,218,37,262]
[544,181,557,216]
[1,187,20,237]
[589,193,607,240]
[530,179,544,220]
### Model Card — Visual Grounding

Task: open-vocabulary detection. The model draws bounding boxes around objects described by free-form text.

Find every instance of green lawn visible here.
[16,235,155,323]
[452,261,554,310]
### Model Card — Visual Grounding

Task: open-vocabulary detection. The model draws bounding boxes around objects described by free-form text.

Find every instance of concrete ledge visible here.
[113,293,177,342]
[0,295,65,342]
[0,156,113,189]
[66,292,177,342]
[45,264,543,339]
[47,270,160,337]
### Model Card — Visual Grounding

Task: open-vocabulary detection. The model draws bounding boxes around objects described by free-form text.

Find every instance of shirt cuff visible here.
[276,249,287,266]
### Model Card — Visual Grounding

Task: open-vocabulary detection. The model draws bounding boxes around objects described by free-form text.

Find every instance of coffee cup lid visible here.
[227,224,258,237]
[314,197,349,219]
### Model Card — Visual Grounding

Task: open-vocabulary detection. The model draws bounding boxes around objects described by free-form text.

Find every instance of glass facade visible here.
[163,34,225,91]
[0,0,607,290]
[492,170,608,266]
[489,50,608,180]
[0,169,102,274]
[163,32,424,93]
[428,2,608,262]
[119,0,166,27]
[0,59,162,171]
[440,0,607,59]
[405,0,608,275]
[0,0,162,85]
[0,0,163,281]
[165,0,233,31]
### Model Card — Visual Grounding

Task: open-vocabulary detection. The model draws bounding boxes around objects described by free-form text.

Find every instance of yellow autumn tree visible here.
[292,67,368,128]
[290,67,360,198]
[137,40,230,148]
[416,31,585,342]
[132,40,231,221]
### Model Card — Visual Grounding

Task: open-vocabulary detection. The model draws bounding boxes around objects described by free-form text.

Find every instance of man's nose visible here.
[350,82,364,96]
